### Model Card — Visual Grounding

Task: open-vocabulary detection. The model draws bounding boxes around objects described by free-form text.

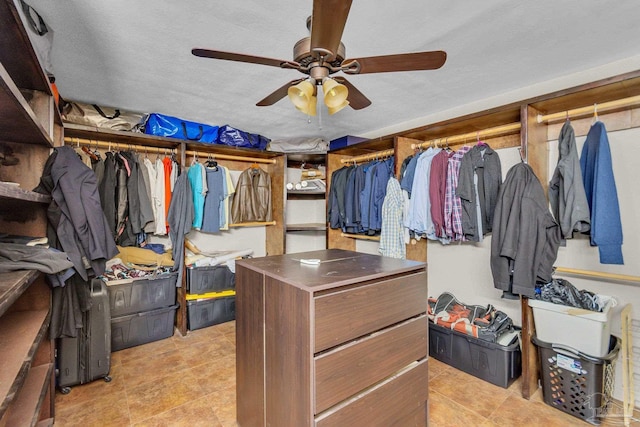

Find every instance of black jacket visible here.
[490,163,560,297]
[37,145,118,280]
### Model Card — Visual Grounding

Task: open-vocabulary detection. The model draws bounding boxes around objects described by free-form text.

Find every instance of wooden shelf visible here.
[286,223,327,232]
[0,64,55,147]
[4,363,53,427]
[64,123,283,161]
[0,309,50,420]
[0,270,39,318]
[287,189,326,200]
[0,184,50,204]
[0,0,51,94]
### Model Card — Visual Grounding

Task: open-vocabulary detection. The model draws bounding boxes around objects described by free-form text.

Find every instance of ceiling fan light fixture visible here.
[327,99,349,115]
[322,77,348,108]
[287,79,315,110]
[295,95,317,116]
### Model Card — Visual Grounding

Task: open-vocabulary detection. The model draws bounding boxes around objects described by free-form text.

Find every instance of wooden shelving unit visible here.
[284,152,327,252]
[0,0,60,423]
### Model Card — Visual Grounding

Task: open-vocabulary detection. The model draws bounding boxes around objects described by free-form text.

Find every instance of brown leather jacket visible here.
[231,167,272,223]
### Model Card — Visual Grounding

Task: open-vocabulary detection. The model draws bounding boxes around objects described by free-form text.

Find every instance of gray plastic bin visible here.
[187,295,235,331]
[186,265,235,294]
[111,304,177,351]
[106,273,177,317]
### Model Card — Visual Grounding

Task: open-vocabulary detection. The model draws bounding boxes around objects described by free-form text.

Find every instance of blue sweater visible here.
[580,121,624,264]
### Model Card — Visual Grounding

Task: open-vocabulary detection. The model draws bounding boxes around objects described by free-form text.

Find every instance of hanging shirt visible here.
[580,121,624,264]
[162,156,173,232]
[406,147,441,237]
[154,157,167,235]
[201,166,226,233]
[444,146,471,241]
[219,166,235,230]
[429,150,451,242]
[456,143,502,242]
[379,177,405,259]
[187,163,206,229]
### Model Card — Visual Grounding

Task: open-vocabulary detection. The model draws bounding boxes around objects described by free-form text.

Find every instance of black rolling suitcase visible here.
[57,279,112,394]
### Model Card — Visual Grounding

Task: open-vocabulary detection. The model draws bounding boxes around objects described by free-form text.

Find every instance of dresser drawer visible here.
[315,359,428,427]
[314,271,427,352]
[315,316,427,413]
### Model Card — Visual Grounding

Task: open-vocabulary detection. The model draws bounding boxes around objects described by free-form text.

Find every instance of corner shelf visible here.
[286,223,327,232]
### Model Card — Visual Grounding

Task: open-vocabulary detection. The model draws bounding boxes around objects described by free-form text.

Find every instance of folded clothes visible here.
[0,243,74,274]
[116,245,174,267]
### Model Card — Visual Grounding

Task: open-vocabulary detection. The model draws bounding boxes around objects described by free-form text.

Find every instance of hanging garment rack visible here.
[184,149,276,165]
[410,122,521,150]
[64,136,277,164]
[554,266,640,286]
[536,94,640,123]
[340,148,395,164]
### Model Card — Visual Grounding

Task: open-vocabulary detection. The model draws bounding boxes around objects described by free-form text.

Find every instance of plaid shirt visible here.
[444,146,471,241]
[379,177,405,259]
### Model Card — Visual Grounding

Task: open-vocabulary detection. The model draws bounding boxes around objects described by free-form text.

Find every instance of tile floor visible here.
[54,321,638,426]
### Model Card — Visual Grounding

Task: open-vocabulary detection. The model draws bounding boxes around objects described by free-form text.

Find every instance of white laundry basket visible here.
[528,296,616,357]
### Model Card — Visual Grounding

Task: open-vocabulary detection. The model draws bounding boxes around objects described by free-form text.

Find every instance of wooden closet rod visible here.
[184,150,276,165]
[64,136,277,164]
[340,148,395,164]
[410,122,521,150]
[537,94,640,123]
[554,266,640,285]
[65,136,176,155]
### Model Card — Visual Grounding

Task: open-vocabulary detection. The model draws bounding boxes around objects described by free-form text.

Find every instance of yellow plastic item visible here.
[185,290,236,301]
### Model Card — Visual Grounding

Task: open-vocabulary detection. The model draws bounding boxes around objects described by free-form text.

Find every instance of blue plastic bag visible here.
[144,113,219,143]
[217,125,270,150]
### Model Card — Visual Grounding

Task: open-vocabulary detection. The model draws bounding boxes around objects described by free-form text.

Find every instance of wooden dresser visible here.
[236,249,428,427]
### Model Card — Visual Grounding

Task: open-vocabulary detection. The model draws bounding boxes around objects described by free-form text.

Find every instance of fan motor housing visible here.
[293,37,345,70]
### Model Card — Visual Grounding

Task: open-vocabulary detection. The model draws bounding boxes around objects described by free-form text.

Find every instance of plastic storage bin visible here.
[428,322,521,388]
[186,265,235,294]
[187,292,235,331]
[533,334,620,425]
[528,296,615,357]
[105,273,177,317]
[111,305,178,351]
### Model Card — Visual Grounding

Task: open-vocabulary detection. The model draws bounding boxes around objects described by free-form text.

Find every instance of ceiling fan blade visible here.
[192,48,299,69]
[343,51,447,74]
[310,0,352,60]
[256,79,306,106]
[333,76,371,110]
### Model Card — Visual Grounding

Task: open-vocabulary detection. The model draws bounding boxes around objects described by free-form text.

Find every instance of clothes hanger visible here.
[476,131,487,147]
[205,153,218,170]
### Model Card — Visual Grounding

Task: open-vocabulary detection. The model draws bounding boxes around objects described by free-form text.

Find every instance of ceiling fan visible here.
[192,0,446,115]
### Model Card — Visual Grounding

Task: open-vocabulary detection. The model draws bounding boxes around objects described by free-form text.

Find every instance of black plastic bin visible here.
[111,304,178,351]
[428,321,521,388]
[186,265,235,294]
[187,294,235,331]
[105,273,177,317]
[533,334,620,426]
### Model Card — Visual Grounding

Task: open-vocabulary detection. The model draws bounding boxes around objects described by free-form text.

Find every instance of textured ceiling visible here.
[27,0,640,143]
